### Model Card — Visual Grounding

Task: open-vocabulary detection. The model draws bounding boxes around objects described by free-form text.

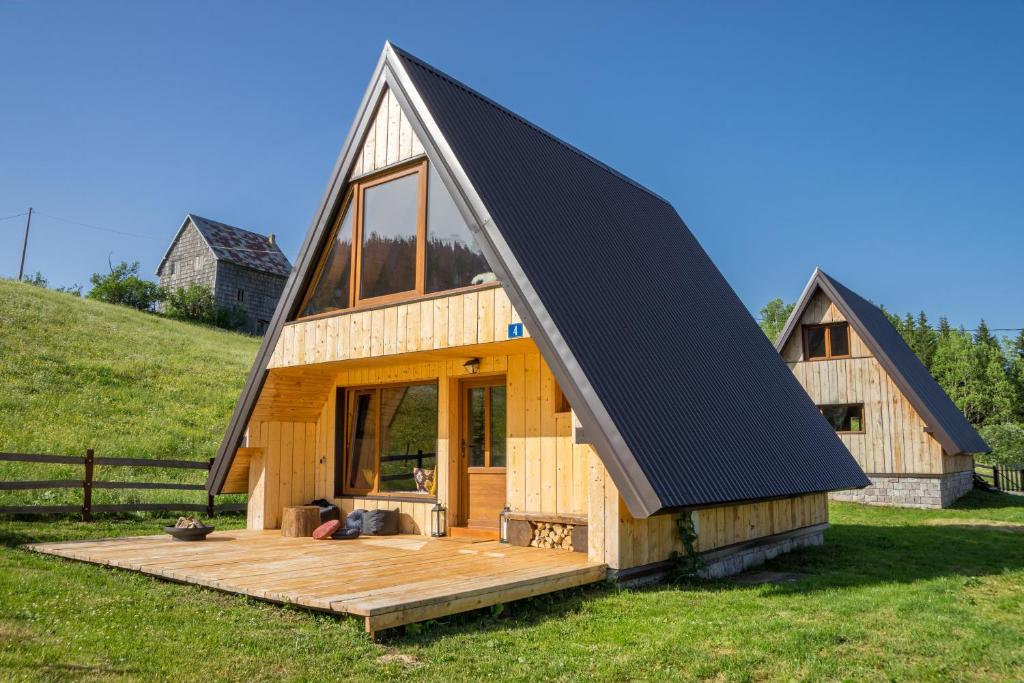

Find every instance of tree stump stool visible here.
[281,506,321,537]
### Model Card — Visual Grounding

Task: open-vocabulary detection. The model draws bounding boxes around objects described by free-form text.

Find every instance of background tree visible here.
[911,312,938,370]
[977,422,1024,466]
[21,271,48,288]
[163,283,217,325]
[87,261,162,311]
[758,298,794,343]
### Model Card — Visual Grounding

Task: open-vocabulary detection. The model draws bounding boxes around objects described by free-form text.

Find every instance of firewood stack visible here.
[528,522,575,551]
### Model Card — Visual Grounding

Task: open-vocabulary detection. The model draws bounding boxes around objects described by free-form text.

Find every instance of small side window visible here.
[237,288,245,303]
[819,404,864,433]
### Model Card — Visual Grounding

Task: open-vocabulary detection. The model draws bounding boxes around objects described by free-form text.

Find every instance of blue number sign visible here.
[507,323,524,339]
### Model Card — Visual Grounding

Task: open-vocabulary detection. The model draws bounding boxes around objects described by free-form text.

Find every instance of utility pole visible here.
[17,207,33,281]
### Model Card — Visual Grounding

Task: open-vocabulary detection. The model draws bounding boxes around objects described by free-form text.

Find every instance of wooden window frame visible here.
[340,379,439,498]
[818,403,865,434]
[803,322,852,360]
[299,159,429,318]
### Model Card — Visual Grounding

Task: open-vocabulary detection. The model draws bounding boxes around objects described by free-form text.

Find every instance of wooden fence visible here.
[975,464,1024,493]
[0,450,247,520]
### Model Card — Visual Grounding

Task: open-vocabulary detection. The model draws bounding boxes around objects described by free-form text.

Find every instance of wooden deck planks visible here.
[26,531,605,634]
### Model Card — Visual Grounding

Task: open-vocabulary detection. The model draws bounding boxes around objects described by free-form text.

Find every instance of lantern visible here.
[499,505,511,544]
[431,503,447,537]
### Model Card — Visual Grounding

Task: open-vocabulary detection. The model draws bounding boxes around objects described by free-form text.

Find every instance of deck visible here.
[26,530,606,634]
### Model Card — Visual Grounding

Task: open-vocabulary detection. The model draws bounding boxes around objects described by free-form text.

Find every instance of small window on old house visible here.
[803,322,850,360]
[819,404,864,433]
[169,261,177,275]
[237,288,245,303]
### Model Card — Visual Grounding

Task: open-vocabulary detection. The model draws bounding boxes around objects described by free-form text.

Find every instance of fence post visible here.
[993,465,1000,490]
[206,457,215,517]
[82,448,94,522]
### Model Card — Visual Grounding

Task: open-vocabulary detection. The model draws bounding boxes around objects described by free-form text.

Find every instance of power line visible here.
[32,211,161,241]
[0,211,29,223]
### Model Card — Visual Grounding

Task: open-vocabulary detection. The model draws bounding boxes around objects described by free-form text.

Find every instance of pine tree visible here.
[1010,330,1024,421]
[937,316,951,338]
[975,319,996,349]
[913,311,938,370]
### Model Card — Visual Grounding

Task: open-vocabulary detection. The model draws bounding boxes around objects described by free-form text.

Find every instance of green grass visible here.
[0,279,259,508]
[1,494,1023,682]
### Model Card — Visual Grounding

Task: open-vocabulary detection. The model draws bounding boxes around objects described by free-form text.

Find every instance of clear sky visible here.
[1,1,1021,330]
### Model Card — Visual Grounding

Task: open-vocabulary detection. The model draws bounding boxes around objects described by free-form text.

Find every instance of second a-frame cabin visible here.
[777,269,989,508]
[207,43,867,579]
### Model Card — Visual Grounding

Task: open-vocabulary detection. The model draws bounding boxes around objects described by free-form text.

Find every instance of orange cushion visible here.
[312,519,341,540]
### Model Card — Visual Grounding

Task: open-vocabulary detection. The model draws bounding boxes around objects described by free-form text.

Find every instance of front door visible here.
[460,378,507,530]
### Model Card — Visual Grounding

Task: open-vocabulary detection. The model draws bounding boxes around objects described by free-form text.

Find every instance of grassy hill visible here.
[0,279,260,508]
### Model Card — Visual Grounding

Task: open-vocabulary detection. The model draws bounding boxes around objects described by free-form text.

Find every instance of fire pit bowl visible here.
[164,525,215,541]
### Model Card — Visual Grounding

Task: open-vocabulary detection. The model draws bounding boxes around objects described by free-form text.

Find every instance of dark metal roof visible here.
[188,215,292,277]
[208,43,869,511]
[776,269,990,456]
[391,46,868,511]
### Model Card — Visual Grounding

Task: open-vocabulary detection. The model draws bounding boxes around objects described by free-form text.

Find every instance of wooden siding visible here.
[245,347,586,533]
[585,445,828,570]
[351,86,425,180]
[784,290,971,475]
[269,286,527,370]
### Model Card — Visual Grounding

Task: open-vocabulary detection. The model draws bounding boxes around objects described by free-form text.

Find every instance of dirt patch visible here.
[925,519,1024,534]
[377,653,423,669]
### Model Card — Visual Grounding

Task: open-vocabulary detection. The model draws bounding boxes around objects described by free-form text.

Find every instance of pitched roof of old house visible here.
[776,268,990,456]
[158,215,292,278]
[207,43,869,515]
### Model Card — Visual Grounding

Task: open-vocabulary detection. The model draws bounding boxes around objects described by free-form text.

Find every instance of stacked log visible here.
[528,521,574,551]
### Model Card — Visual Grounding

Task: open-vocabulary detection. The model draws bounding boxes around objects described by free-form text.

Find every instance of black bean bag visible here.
[361,508,399,536]
[309,498,340,523]
[331,510,363,540]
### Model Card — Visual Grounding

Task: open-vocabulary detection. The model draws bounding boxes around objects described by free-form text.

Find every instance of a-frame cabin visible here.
[776,268,989,508]
[207,43,867,579]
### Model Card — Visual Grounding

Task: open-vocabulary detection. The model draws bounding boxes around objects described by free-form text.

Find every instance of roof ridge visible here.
[189,214,282,247]
[389,44,673,208]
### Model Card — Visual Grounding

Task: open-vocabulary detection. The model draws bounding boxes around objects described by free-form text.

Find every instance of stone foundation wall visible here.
[609,523,827,585]
[830,471,974,508]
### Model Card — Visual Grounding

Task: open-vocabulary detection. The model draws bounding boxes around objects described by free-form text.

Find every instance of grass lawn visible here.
[2,493,1023,682]
[0,279,259,508]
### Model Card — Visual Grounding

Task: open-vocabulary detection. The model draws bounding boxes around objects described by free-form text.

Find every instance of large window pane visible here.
[805,326,827,359]
[489,386,506,467]
[425,165,493,292]
[360,173,419,299]
[467,387,486,467]
[379,384,438,493]
[347,391,377,491]
[303,202,353,315]
[829,324,850,356]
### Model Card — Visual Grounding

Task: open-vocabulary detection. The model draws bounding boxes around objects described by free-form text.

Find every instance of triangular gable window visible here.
[300,159,493,318]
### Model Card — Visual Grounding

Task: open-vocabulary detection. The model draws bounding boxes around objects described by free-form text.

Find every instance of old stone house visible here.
[156,214,292,335]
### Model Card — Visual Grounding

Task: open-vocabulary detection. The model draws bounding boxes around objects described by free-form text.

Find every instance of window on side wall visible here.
[803,322,850,360]
[341,382,439,496]
[819,404,864,433]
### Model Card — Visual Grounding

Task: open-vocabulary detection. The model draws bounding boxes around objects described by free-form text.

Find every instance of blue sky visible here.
[1,1,1021,329]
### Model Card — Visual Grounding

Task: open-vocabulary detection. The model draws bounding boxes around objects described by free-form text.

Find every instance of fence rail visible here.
[976,464,1024,493]
[0,450,246,520]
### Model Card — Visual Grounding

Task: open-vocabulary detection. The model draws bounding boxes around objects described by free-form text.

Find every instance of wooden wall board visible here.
[783,289,964,476]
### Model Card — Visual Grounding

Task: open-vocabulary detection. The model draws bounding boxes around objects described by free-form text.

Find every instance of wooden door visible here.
[460,378,507,529]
